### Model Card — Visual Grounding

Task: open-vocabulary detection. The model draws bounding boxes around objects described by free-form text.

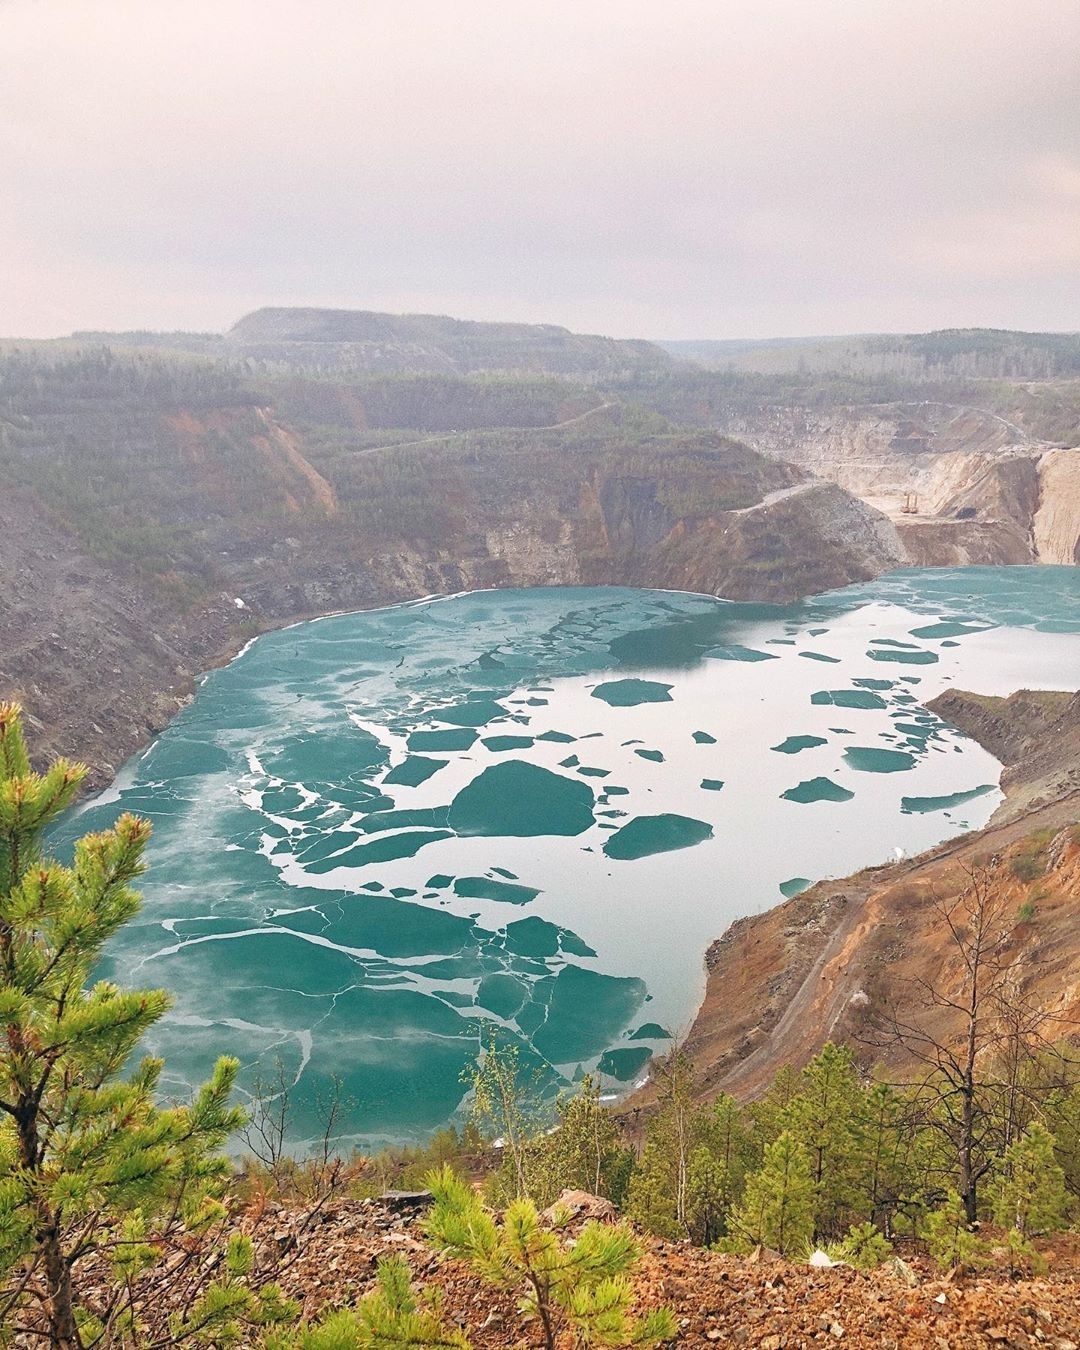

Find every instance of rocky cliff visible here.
[709,401,1080,567]
[925,688,1080,819]
[0,351,904,785]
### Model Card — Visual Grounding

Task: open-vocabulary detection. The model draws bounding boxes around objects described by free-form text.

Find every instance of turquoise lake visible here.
[55,567,1080,1147]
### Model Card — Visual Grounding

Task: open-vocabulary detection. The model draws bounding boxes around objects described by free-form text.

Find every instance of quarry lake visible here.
[55,567,1080,1147]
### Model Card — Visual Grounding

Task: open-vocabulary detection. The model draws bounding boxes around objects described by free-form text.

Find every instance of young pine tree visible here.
[0,703,263,1349]
[924,1190,987,1271]
[860,1080,918,1235]
[423,1165,675,1350]
[731,1131,815,1256]
[262,1254,470,1350]
[786,1042,869,1239]
[747,1063,802,1152]
[1044,1077,1080,1199]
[990,1121,1070,1238]
[686,1146,729,1247]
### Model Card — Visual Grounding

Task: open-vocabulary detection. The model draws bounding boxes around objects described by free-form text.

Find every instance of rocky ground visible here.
[236,1194,1080,1349]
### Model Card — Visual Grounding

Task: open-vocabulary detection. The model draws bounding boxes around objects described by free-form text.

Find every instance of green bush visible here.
[423,1165,676,1350]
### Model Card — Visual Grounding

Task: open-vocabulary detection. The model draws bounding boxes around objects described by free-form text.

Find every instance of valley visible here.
[4,309,1079,1124]
[4,307,1080,1350]
[4,315,1074,1107]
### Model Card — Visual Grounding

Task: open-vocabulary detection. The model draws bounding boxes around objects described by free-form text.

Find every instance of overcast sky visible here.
[3,0,1079,340]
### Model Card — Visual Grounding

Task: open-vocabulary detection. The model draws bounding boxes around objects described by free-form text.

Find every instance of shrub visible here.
[423,1165,676,1350]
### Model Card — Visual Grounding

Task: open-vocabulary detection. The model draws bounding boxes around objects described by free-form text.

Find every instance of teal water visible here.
[53,568,1080,1147]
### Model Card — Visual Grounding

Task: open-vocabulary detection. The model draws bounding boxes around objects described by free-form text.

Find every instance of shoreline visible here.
[69,580,766,796]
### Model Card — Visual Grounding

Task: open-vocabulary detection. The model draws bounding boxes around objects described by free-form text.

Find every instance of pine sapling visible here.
[924,1190,988,1272]
[0,703,262,1348]
[423,1165,675,1350]
[990,1121,1069,1238]
[262,1254,470,1350]
[731,1131,814,1256]
[837,1221,893,1271]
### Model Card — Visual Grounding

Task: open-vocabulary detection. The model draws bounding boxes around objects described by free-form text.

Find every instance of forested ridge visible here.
[8,317,1078,628]
[663,327,1080,383]
[0,333,908,786]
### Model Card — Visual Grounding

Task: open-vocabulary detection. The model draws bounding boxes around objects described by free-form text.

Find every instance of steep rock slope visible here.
[708,401,1080,567]
[926,688,1080,818]
[0,480,244,788]
[1034,449,1080,564]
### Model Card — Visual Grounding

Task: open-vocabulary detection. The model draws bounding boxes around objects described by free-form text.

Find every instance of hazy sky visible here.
[3,0,1079,340]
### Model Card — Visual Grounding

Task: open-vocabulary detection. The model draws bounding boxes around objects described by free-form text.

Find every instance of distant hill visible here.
[223,307,676,379]
[67,308,676,381]
[659,328,1080,381]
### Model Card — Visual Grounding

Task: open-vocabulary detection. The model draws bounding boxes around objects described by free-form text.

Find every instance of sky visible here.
[3,0,1079,341]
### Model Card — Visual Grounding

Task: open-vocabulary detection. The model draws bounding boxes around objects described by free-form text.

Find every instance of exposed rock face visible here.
[678,818,1080,1105]
[926,688,1080,817]
[0,411,903,786]
[1034,449,1080,564]
[585,479,905,600]
[893,514,1034,567]
[925,689,1075,773]
[712,402,1080,568]
[0,482,245,790]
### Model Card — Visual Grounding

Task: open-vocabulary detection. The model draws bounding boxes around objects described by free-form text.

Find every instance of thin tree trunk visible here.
[41,1225,82,1350]
[17,1097,83,1350]
[960,898,982,1226]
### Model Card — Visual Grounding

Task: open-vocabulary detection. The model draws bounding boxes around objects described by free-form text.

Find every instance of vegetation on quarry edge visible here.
[4,701,1080,1348]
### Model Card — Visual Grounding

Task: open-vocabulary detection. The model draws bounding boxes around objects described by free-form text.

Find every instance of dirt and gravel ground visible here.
[247,1195,1080,1350]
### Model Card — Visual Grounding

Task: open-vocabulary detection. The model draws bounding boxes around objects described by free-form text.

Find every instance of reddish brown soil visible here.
[259,1198,1080,1350]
